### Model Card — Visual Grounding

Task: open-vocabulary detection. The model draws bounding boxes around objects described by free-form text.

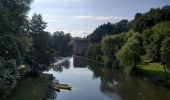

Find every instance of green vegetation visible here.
[138,63,170,80]
[129,5,170,32]
[0,0,33,97]
[87,20,128,43]
[116,32,142,74]
[0,0,72,99]
[86,5,170,83]
[0,0,170,99]
[101,31,133,67]
[53,31,72,56]
[86,44,103,62]
[6,74,52,100]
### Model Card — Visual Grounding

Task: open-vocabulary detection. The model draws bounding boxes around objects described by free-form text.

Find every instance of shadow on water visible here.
[46,56,170,100]
[89,63,170,100]
[73,56,89,68]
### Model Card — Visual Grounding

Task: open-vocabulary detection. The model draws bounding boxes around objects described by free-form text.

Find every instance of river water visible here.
[45,56,170,100]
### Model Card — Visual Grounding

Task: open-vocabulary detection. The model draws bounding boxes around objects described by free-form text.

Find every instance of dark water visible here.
[45,56,170,100]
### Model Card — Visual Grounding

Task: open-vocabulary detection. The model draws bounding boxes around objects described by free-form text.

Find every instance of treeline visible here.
[0,0,71,98]
[87,5,170,74]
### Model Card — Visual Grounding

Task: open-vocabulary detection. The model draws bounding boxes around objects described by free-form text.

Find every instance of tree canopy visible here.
[0,0,33,97]
[0,1,72,98]
[129,6,170,32]
[86,5,170,75]
[87,20,128,43]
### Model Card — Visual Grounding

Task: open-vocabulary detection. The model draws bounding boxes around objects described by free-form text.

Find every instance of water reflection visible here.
[48,91,58,100]
[88,60,170,100]
[47,56,170,100]
[73,56,88,68]
[52,60,70,72]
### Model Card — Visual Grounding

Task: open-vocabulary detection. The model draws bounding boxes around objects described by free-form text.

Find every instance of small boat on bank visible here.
[51,83,72,90]
[50,79,72,91]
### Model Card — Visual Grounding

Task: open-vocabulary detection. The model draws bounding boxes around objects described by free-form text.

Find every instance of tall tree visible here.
[0,0,32,97]
[116,32,142,74]
[160,37,170,80]
[101,33,126,67]
[27,13,54,76]
[143,21,170,62]
[53,31,72,56]
[30,13,47,34]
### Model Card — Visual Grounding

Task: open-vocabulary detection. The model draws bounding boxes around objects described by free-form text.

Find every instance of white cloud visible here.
[73,16,129,20]
[34,0,86,4]
[62,30,91,37]
[46,19,58,22]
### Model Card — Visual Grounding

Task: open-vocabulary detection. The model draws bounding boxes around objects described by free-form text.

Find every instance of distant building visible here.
[73,39,89,56]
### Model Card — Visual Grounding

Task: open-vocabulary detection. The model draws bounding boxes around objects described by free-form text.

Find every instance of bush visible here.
[0,58,20,98]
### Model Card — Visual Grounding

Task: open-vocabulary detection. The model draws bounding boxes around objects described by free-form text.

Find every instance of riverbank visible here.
[75,55,170,87]
[138,62,170,87]
[6,74,52,100]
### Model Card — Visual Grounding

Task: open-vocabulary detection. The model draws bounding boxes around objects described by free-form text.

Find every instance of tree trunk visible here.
[163,64,168,81]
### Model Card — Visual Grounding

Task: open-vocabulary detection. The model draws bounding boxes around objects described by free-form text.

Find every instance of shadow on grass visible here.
[138,69,170,81]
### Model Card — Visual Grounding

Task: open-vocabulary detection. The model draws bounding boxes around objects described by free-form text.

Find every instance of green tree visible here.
[0,59,20,97]
[88,22,114,43]
[116,32,142,74]
[86,44,103,62]
[0,0,32,97]
[28,13,55,76]
[101,30,136,67]
[30,13,47,34]
[53,31,72,56]
[101,33,126,67]
[160,37,170,68]
[143,21,170,62]
[129,5,170,32]
[87,20,129,43]
[160,37,170,80]
[115,20,128,33]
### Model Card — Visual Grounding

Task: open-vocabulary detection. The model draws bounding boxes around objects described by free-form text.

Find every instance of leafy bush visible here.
[0,59,20,98]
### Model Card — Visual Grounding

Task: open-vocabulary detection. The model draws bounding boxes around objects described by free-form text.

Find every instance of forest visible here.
[0,0,72,99]
[87,5,170,79]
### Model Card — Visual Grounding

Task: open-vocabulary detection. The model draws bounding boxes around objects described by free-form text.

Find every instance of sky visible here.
[29,0,170,37]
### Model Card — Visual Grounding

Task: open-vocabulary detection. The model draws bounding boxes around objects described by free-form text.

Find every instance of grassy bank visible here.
[138,63,170,81]
[6,74,52,100]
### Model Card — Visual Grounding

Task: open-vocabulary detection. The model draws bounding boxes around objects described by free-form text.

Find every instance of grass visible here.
[138,62,170,81]
[6,74,52,100]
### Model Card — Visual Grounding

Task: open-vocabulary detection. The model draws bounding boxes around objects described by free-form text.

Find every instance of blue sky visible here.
[29,0,170,37]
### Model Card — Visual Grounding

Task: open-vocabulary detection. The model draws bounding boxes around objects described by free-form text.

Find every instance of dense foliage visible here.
[101,33,126,67]
[87,20,128,43]
[0,0,72,98]
[129,5,170,32]
[143,21,170,62]
[86,5,170,75]
[53,31,72,56]
[116,32,143,74]
[0,0,33,97]
[86,44,103,62]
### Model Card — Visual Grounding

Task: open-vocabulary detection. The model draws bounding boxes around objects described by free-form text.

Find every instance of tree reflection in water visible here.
[47,57,170,100]
[88,60,170,100]
[48,91,58,100]
[52,60,70,72]
[73,56,88,68]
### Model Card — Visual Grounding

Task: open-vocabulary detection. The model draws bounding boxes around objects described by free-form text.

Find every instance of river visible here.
[45,56,170,100]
